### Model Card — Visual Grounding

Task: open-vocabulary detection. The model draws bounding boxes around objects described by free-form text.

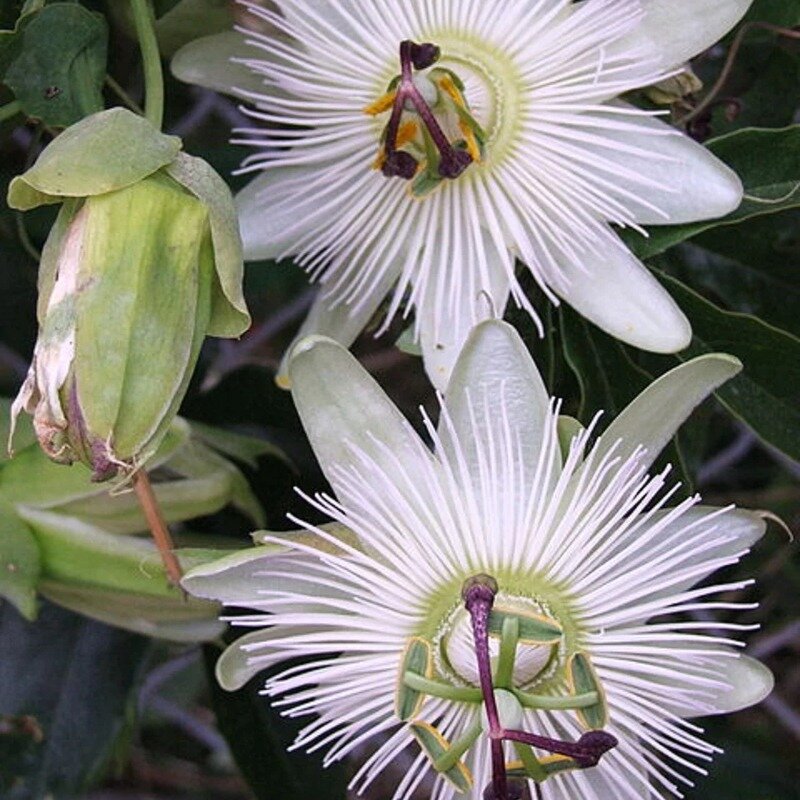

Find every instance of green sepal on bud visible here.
[7,108,250,480]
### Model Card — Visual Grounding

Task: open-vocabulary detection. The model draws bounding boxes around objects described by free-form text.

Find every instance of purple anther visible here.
[409,42,441,70]
[439,148,473,179]
[382,150,418,180]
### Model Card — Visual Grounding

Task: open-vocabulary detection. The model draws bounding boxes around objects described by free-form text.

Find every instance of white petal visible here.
[596,353,742,471]
[278,1,359,39]
[215,627,321,691]
[276,263,402,389]
[170,31,270,98]
[288,335,430,503]
[621,0,753,69]
[616,506,766,622]
[645,643,774,717]
[441,319,555,485]
[182,543,344,608]
[701,654,774,715]
[417,241,512,391]
[580,108,742,224]
[235,168,319,262]
[554,234,692,352]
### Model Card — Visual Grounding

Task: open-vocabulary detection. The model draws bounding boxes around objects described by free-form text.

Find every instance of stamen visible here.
[462,575,618,799]
[375,40,474,183]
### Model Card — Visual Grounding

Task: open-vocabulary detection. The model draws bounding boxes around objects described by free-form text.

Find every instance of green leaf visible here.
[189,420,290,469]
[16,507,185,598]
[624,126,800,259]
[7,108,181,210]
[0,418,191,509]
[202,642,348,800]
[670,212,800,338]
[39,580,224,642]
[742,0,800,28]
[0,3,107,127]
[658,271,800,460]
[559,306,651,421]
[0,601,151,798]
[0,501,40,620]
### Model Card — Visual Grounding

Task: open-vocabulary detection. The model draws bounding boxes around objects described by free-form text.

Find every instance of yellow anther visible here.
[460,121,482,163]
[438,74,464,107]
[396,120,419,148]
[363,90,397,116]
[438,75,482,163]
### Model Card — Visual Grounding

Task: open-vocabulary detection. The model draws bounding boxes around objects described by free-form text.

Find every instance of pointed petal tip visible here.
[288,334,339,367]
[716,655,774,714]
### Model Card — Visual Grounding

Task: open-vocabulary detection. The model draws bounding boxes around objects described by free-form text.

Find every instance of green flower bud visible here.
[7,108,250,480]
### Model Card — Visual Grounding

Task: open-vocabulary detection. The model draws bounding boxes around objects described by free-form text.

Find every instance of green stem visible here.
[129,0,163,130]
[104,75,144,115]
[15,212,41,262]
[434,718,482,773]
[0,100,22,124]
[513,688,599,711]
[403,672,483,703]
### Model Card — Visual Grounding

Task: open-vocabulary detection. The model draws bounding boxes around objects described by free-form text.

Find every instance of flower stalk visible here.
[131,470,183,586]
[129,0,163,130]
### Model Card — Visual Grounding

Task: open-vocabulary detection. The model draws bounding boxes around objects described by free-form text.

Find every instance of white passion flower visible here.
[174,0,751,389]
[184,321,773,800]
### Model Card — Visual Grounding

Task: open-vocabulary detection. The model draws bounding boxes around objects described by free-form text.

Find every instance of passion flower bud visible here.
[7,108,250,480]
[644,65,703,105]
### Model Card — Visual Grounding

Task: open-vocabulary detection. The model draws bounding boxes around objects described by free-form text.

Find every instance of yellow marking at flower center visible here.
[363,90,397,116]
[437,73,482,163]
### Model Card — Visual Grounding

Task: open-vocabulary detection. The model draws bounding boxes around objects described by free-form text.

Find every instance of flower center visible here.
[364,39,493,197]
[396,575,616,796]
[437,594,563,690]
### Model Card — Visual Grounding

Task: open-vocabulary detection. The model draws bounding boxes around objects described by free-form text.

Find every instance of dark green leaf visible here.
[558,306,650,422]
[669,211,800,337]
[711,48,800,136]
[742,0,800,28]
[557,307,707,492]
[0,601,151,798]
[623,126,800,259]
[202,643,347,800]
[658,271,800,461]
[0,3,107,127]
